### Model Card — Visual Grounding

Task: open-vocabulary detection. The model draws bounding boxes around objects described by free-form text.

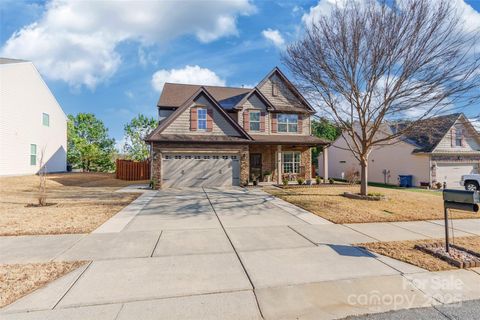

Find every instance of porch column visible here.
[276,145,282,184]
[322,147,329,183]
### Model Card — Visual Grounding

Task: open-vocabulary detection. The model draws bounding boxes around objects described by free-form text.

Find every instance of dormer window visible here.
[197,108,207,130]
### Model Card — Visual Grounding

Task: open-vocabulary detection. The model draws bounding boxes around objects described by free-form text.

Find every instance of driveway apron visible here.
[3,187,478,319]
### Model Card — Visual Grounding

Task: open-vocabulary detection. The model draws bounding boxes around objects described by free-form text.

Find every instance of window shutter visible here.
[451,128,456,147]
[260,112,266,132]
[298,114,303,133]
[207,109,213,132]
[190,108,197,131]
[243,112,250,132]
[271,113,277,133]
[461,130,466,147]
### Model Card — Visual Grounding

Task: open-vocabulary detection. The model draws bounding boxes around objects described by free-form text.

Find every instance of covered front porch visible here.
[248,141,329,184]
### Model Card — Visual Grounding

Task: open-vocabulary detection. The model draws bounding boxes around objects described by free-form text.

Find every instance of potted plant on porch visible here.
[263,171,272,182]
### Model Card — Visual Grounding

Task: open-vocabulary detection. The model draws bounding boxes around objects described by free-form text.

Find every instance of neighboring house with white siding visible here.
[0,58,67,176]
[319,113,480,188]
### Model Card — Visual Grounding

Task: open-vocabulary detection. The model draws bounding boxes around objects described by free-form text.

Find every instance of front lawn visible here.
[0,173,145,236]
[264,185,474,224]
[361,236,480,271]
[0,261,86,307]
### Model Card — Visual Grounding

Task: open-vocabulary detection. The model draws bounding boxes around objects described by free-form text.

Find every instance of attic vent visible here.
[272,82,278,96]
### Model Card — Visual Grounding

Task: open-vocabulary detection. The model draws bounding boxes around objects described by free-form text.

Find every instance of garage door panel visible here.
[436,163,479,189]
[162,154,240,188]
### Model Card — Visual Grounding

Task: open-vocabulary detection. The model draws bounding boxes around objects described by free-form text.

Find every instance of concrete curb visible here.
[93,191,157,234]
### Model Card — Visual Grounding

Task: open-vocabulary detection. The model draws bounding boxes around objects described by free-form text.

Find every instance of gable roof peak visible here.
[146,86,252,142]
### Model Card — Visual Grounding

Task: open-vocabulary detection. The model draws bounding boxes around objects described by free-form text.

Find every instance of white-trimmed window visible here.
[197,108,207,130]
[30,144,37,166]
[249,111,260,131]
[282,151,301,173]
[455,128,463,147]
[42,113,50,127]
[278,114,298,133]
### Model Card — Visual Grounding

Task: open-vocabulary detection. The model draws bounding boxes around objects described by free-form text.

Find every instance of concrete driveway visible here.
[2,187,480,319]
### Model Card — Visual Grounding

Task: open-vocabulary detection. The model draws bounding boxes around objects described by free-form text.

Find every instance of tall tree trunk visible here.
[360,158,368,196]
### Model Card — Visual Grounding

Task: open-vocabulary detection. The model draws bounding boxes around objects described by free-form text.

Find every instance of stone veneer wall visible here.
[151,143,249,189]
[151,142,313,188]
[248,145,312,181]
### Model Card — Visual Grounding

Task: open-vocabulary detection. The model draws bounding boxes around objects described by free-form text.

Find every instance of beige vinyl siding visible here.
[257,74,311,136]
[434,118,480,152]
[320,134,430,186]
[239,94,270,134]
[258,73,303,111]
[0,62,67,176]
[162,95,241,136]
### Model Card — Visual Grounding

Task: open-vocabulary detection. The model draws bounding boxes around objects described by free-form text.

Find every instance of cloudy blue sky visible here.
[1,0,479,146]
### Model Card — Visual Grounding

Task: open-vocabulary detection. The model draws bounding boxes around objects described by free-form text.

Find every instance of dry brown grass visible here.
[264,185,474,224]
[0,261,87,307]
[0,173,145,236]
[361,236,480,271]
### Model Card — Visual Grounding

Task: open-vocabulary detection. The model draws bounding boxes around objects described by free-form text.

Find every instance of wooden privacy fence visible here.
[116,159,150,181]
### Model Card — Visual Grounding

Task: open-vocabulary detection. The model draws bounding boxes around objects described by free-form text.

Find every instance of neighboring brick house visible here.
[145,67,328,188]
[319,113,480,188]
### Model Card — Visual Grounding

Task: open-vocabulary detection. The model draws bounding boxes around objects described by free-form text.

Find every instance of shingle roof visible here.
[249,134,328,145]
[145,134,250,143]
[398,113,462,153]
[158,83,251,108]
[147,133,328,145]
[146,87,252,142]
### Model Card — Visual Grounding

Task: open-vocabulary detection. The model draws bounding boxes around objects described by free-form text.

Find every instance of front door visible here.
[249,153,262,180]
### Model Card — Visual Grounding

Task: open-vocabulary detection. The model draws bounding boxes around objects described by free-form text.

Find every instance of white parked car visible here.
[460,174,480,191]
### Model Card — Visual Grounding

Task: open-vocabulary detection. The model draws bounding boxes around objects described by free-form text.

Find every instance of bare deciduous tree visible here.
[284,0,480,195]
[38,147,47,206]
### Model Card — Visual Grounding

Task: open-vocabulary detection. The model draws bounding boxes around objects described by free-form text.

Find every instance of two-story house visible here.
[145,67,328,188]
[0,58,67,176]
[319,113,480,188]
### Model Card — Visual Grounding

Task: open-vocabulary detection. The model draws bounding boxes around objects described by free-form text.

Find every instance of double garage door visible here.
[162,154,240,188]
[436,163,479,189]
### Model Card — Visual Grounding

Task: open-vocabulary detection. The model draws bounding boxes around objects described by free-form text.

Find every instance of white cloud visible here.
[1,0,255,89]
[151,65,226,92]
[262,28,285,48]
[302,0,354,26]
[451,0,480,33]
[303,0,480,34]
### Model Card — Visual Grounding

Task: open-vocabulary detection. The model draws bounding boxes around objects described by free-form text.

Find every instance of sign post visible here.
[442,190,479,252]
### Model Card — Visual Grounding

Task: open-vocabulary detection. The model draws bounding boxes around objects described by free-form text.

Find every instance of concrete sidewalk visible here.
[1,187,480,319]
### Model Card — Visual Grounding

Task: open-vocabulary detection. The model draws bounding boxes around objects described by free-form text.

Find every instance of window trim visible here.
[249,110,261,132]
[455,128,463,147]
[30,144,37,166]
[277,114,298,133]
[197,108,207,131]
[42,113,50,127]
[282,151,301,174]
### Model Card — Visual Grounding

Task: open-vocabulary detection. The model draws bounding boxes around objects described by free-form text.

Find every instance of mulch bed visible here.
[343,192,386,201]
[415,242,480,268]
[274,183,341,189]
